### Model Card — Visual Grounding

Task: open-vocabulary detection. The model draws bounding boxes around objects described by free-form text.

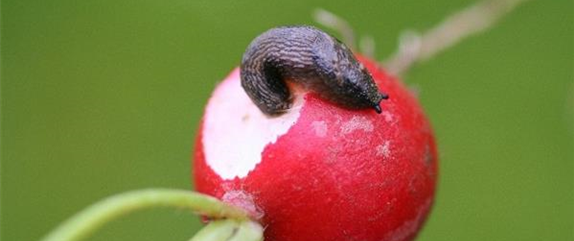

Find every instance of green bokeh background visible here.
[1,0,572,240]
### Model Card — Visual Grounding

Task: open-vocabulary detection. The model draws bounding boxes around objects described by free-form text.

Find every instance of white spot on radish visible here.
[311,121,328,137]
[382,111,394,123]
[222,190,264,220]
[341,116,374,134]
[376,141,391,158]
[203,69,303,180]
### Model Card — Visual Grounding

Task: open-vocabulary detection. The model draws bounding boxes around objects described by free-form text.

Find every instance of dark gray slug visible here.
[240,26,388,116]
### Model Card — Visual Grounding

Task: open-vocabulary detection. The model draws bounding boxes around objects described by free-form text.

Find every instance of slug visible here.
[240,25,388,116]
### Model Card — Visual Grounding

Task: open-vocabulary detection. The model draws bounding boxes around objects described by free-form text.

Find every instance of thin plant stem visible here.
[188,220,239,241]
[359,35,376,59]
[384,0,531,75]
[188,219,264,241]
[313,9,356,50]
[40,189,248,241]
[227,220,264,241]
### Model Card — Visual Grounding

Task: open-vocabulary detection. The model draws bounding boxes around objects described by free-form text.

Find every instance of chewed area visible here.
[202,69,303,180]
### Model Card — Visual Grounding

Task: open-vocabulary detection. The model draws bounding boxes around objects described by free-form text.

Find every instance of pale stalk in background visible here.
[384,0,530,75]
[315,0,531,76]
[314,9,357,50]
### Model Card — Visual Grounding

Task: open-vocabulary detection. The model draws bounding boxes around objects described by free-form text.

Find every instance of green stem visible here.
[227,220,264,241]
[40,189,249,241]
[188,219,263,241]
[189,219,239,241]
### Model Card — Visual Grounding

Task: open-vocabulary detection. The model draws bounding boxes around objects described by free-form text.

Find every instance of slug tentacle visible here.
[240,25,388,116]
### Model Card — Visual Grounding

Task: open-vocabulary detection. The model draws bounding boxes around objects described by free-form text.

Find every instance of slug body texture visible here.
[240,26,388,116]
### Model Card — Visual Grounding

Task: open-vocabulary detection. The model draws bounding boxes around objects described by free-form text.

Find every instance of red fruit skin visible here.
[194,57,438,241]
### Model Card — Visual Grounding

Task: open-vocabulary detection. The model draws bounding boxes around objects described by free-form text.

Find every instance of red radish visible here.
[193,56,437,241]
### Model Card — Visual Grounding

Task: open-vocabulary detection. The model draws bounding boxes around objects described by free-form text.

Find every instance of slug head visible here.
[360,67,389,113]
[325,60,388,114]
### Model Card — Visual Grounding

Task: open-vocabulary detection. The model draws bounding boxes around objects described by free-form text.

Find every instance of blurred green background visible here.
[1,0,572,240]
